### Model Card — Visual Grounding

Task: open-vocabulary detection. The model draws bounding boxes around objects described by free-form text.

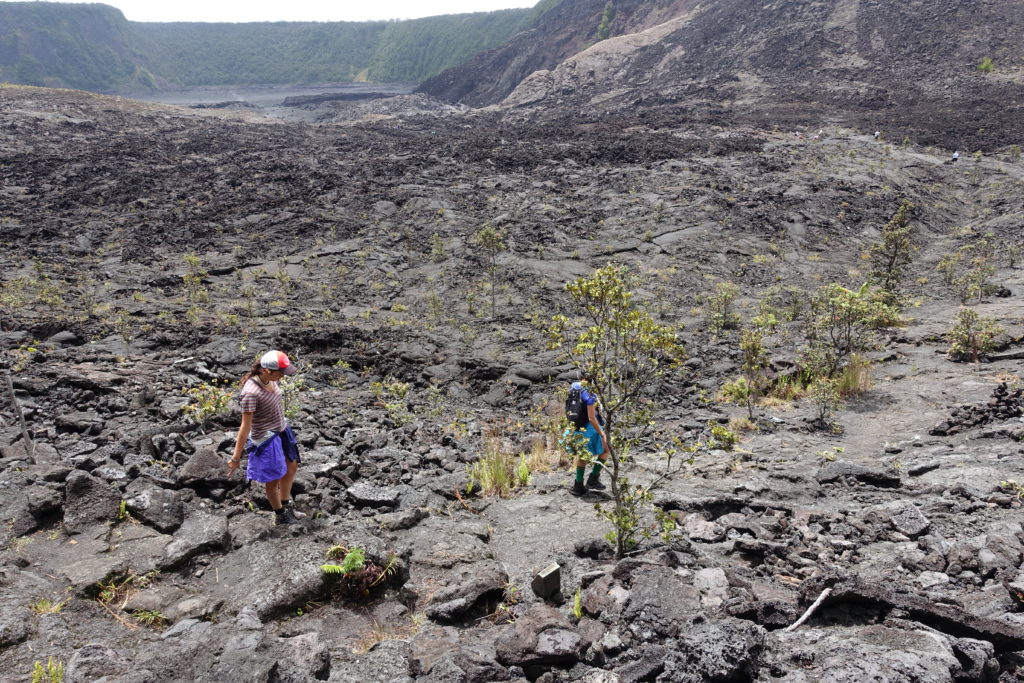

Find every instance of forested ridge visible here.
[0,0,561,91]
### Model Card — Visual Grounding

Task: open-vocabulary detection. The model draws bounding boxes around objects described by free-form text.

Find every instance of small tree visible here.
[869,200,915,305]
[739,328,769,419]
[808,377,844,430]
[705,281,741,333]
[471,225,506,320]
[977,57,995,73]
[937,240,996,303]
[948,307,1003,362]
[549,264,685,558]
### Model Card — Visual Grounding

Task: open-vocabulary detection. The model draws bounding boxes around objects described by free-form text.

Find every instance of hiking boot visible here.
[571,480,587,496]
[586,474,606,491]
[283,499,307,519]
[274,506,298,526]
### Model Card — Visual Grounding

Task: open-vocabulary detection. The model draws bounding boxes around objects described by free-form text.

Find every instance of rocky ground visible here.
[1,84,1023,682]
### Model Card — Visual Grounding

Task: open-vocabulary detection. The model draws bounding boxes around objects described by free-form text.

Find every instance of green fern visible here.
[31,657,63,683]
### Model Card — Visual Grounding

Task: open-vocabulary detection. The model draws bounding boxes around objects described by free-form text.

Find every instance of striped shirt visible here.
[239,378,286,442]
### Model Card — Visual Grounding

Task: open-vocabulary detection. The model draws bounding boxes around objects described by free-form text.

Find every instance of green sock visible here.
[591,460,605,478]
[575,467,585,482]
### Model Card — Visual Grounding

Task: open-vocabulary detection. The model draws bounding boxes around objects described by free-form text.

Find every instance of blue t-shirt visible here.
[580,390,604,426]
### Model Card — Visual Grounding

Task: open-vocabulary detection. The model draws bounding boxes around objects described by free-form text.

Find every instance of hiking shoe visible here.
[571,480,587,496]
[586,475,606,491]
[283,499,307,519]
[274,506,298,526]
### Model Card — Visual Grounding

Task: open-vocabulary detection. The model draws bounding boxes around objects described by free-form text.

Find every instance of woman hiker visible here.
[227,350,303,525]
[565,380,609,495]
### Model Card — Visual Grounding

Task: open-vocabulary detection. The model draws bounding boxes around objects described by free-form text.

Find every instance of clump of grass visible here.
[466,434,531,497]
[29,597,67,615]
[132,609,167,628]
[836,354,873,398]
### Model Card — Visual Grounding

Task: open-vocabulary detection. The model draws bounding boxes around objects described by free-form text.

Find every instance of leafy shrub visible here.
[802,282,899,378]
[370,377,412,426]
[181,382,232,429]
[948,307,1003,362]
[718,377,752,405]
[280,374,308,420]
[977,57,995,73]
[708,423,739,451]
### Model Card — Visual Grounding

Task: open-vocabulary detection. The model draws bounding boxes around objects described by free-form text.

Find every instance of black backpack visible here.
[565,387,590,429]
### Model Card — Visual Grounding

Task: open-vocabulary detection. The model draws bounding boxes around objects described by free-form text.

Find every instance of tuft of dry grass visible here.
[836,354,872,398]
[727,417,758,433]
[352,614,421,654]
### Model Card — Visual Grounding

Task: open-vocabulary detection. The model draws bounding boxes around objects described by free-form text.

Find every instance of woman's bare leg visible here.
[279,460,299,502]
[265,480,282,509]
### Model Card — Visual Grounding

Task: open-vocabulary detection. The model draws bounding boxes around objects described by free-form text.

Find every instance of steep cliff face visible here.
[0,2,159,91]
[417,0,700,106]
[491,0,1023,149]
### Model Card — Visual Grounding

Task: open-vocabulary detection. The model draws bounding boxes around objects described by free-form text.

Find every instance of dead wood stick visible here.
[785,587,832,632]
[453,487,480,515]
[4,372,34,461]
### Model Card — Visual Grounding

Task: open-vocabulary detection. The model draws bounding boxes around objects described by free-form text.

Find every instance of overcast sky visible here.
[24,0,540,22]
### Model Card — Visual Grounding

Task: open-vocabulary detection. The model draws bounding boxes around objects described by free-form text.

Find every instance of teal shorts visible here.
[562,423,604,457]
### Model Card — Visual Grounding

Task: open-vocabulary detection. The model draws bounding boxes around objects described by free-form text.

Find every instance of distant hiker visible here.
[952,150,960,163]
[228,350,303,525]
[563,380,608,495]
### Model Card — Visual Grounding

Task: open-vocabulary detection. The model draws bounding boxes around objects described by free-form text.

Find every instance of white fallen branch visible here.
[4,372,34,461]
[785,587,832,632]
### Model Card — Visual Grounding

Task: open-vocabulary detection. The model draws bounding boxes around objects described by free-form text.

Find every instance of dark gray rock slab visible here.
[495,604,581,667]
[207,538,326,619]
[659,619,766,682]
[66,643,131,682]
[864,501,931,537]
[347,481,401,508]
[328,639,413,683]
[375,506,429,531]
[64,470,120,535]
[816,461,901,488]
[759,625,961,682]
[426,561,508,623]
[177,442,232,487]
[0,604,32,649]
[622,566,704,639]
[125,478,184,533]
[164,512,229,567]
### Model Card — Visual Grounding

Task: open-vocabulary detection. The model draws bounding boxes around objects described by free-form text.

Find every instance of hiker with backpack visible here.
[564,380,608,495]
[227,350,304,526]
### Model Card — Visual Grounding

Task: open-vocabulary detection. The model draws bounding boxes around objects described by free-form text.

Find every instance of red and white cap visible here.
[260,350,297,375]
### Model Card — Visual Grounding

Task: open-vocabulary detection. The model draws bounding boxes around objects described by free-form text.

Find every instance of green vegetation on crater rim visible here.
[0,0,563,90]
